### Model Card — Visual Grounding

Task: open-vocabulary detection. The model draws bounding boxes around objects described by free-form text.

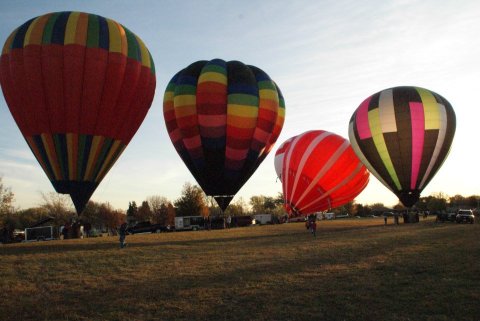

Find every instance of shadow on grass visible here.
[0,222,408,256]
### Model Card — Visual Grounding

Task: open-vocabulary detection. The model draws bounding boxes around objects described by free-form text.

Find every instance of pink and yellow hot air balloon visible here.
[349,86,456,207]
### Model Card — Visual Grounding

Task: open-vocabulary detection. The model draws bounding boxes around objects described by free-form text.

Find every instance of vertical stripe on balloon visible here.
[419,103,447,189]
[295,139,350,208]
[378,89,397,133]
[349,122,392,192]
[409,102,425,189]
[41,12,60,44]
[107,19,123,53]
[417,87,440,130]
[289,131,330,205]
[368,108,401,190]
[356,96,372,139]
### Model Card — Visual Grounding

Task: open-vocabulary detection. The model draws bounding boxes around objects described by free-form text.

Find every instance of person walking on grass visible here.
[310,220,317,237]
[119,222,128,248]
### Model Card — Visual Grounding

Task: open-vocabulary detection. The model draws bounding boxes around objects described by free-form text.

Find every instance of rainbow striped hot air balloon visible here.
[0,11,156,213]
[348,86,456,207]
[163,59,285,211]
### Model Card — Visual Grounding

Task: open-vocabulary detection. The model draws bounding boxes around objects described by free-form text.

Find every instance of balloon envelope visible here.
[277,130,369,215]
[164,59,285,210]
[348,86,456,207]
[0,12,156,213]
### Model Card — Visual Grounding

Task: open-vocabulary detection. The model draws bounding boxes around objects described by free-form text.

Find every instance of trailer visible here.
[174,216,205,231]
[25,226,54,242]
[253,214,273,225]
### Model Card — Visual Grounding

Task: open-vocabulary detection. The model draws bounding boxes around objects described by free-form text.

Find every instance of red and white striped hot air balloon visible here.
[276,130,369,216]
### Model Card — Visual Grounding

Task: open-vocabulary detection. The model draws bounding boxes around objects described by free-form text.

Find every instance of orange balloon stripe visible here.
[24,14,51,46]
[66,133,77,180]
[85,136,103,180]
[74,12,89,46]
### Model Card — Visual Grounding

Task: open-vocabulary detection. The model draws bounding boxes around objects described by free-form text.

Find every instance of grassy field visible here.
[0,217,479,321]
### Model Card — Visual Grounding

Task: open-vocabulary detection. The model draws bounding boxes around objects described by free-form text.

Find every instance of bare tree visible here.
[99,203,125,235]
[39,191,75,225]
[147,195,171,224]
[0,177,15,216]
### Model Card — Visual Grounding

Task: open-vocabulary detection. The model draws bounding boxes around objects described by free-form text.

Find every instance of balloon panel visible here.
[349,86,455,207]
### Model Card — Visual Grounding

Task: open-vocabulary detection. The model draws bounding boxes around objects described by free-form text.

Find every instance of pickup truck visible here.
[127,221,171,234]
[456,209,475,224]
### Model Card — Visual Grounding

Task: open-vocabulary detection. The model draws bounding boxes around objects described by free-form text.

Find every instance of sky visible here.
[0,0,479,211]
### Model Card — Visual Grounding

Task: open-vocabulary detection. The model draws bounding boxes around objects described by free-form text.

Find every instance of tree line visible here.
[0,177,478,237]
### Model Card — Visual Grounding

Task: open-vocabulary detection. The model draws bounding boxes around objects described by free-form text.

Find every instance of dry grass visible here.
[1,218,479,321]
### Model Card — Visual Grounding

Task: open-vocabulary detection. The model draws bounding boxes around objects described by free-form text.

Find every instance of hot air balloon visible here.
[348,86,456,207]
[277,130,369,216]
[0,12,156,214]
[163,59,285,211]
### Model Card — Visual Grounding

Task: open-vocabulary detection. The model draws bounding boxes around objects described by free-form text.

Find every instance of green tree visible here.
[354,203,372,217]
[126,201,138,219]
[16,207,49,229]
[225,197,248,216]
[449,194,466,209]
[274,193,284,206]
[343,201,355,216]
[225,197,249,217]
[80,201,113,230]
[174,183,208,217]
[466,195,480,209]
[137,201,153,222]
[250,195,266,214]
[427,196,447,212]
[264,196,277,213]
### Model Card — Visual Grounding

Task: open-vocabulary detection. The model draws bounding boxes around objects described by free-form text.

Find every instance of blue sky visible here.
[0,0,479,210]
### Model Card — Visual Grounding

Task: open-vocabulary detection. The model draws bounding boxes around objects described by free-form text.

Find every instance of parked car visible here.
[436,212,456,222]
[456,209,475,224]
[127,221,170,234]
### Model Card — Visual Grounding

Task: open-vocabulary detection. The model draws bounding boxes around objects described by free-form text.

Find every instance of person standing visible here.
[226,215,232,229]
[310,220,317,237]
[119,223,128,248]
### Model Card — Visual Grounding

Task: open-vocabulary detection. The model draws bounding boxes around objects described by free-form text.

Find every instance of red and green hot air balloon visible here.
[0,11,156,213]
[163,59,285,211]
[348,86,456,207]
